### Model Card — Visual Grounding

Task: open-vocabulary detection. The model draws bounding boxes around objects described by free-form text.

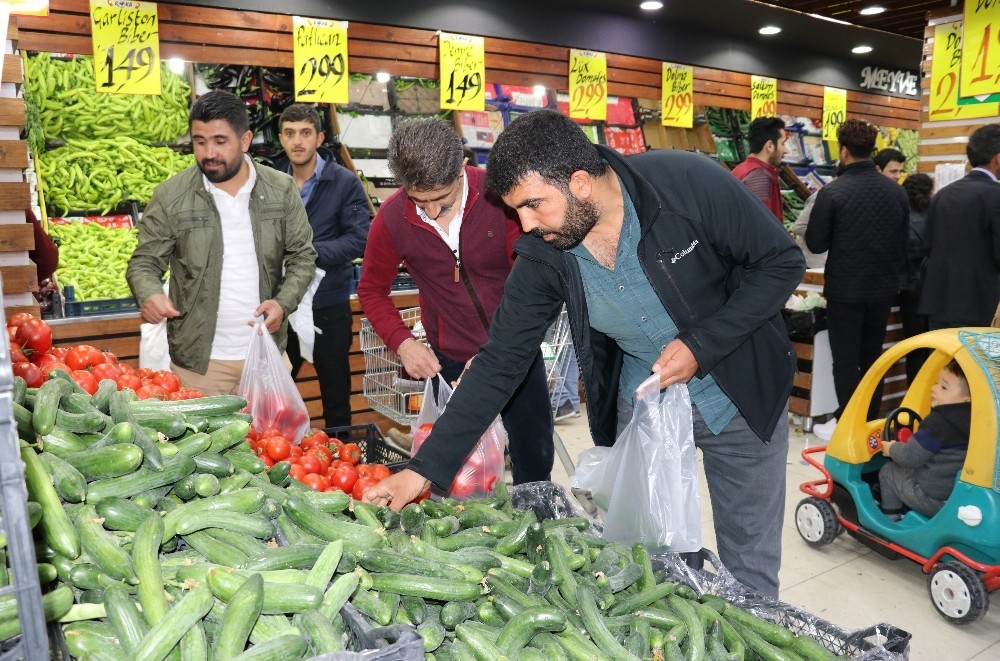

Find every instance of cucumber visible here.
[203,412,254,430]
[91,379,118,413]
[162,488,266,540]
[351,587,394,625]
[418,618,447,652]
[454,621,507,661]
[206,567,324,614]
[39,427,90,456]
[62,444,144,480]
[86,454,197,503]
[131,587,214,661]
[356,547,465,581]
[577,586,640,661]
[20,441,80,558]
[219,470,254,494]
[241,544,328,571]
[198,527,271,559]
[318,572,360,619]
[283,494,384,550]
[47,368,89,395]
[56,407,111,434]
[111,391,164,471]
[494,509,537,556]
[722,603,794,647]
[296,608,344,654]
[790,634,838,661]
[434,528,499,552]
[77,505,138,584]
[12,400,35,440]
[194,473,221,498]
[174,432,212,457]
[596,562,644,594]
[225,449,267,474]
[440,600,477,630]
[131,408,190,439]
[194,451,235,477]
[369,572,482,602]
[104,584,150,653]
[267,461,291,486]
[175,510,273,539]
[228,632,306,660]
[171,475,199,501]
[208,420,253,453]
[38,451,87,503]
[181,622,210,661]
[87,421,137,449]
[302,489,351,513]
[214,572,264,661]
[608,578,677,616]
[0,584,74,640]
[129,395,248,417]
[400,502,426,535]
[32,378,73,435]
[11,374,26,405]
[96,497,154,532]
[63,621,126,659]
[727,619,800,661]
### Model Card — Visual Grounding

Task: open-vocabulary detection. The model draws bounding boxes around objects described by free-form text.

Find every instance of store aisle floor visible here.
[547,405,1000,661]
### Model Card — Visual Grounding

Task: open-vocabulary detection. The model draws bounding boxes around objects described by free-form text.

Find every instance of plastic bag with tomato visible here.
[238,322,311,444]
[410,375,506,499]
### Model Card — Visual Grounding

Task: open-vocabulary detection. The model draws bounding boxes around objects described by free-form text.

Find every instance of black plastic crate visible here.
[308,603,423,660]
[324,424,409,469]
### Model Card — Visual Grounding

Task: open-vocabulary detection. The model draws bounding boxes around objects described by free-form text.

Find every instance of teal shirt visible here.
[569,177,737,434]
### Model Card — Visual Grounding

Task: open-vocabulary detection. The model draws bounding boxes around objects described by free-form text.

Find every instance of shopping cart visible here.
[543,306,578,476]
[360,307,427,427]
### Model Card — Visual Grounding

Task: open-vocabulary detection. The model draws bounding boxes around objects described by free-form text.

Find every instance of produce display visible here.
[24,53,192,147]
[37,137,194,216]
[47,220,138,303]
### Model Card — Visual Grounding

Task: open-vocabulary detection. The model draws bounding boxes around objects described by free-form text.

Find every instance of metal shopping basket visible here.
[542,306,574,419]
[360,307,427,426]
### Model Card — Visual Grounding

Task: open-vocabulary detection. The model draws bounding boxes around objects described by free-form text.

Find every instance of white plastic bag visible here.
[287,267,326,364]
[238,322,311,443]
[139,320,170,371]
[571,375,701,552]
[411,375,507,499]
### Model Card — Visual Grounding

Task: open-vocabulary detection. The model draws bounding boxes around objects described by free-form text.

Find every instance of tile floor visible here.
[547,405,1000,661]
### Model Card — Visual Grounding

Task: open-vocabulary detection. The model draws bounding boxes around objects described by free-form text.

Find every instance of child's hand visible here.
[882,440,896,457]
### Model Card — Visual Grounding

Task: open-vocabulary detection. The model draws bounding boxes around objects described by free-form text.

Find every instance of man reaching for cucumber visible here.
[364,109,805,599]
[127,90,317,396]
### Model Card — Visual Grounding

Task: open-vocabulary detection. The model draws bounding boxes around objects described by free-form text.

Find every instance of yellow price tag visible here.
[89,0,160,95]
[821,87,847,142]
[661,63,693,128]
[568,49,607,121]
[10,1,48,16]
[293,17,349,104]
[439,32,485,111]
[930,22,998,120]
[750,75,777,119]
[960,0,1000,98]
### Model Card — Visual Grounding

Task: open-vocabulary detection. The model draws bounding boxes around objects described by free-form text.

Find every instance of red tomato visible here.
[289,463,308,482]
[12,361,44,388]
[301,473,326,491]
[167,391,186,401]
[14,319,52,357]
[298,455,322,475]
[265,436,292,461]
[449,469,479,499]
[7,327,17,341]
[116,373,142,391]
[118,362,135,373]
[339,443,362,465]
[301,428,330,447]
[102,351,119,364]
[259,428,283,440]
[352,476,380,501]
[65,345,106,370]
[309,445,333,464]
[288,445,303,461]
[49,347,69,361]
[368,464,391,481]
[90,362,122,382]
[9,343,28,364]
[7,312,35,330]
[135,368,154,380]
[33,353,62,370]
[330,464,359,493]
[152,371,181,394]
[246,427,258,442]
[135,384,168,400]
[40,361,71,378]
[69,370,99,395]
[261,454,275,468]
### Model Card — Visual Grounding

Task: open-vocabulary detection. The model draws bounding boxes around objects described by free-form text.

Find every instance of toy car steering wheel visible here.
[882,407,922,446]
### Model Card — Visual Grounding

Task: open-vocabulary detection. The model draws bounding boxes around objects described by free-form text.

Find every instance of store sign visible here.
[930,22,998,120]
[750,75,777,119]
[292,17,348,104]
[821,86,846,142]
[89,0,161,95]
[439,32,485,111]
[9,0,47,15]
[960,0,1000,98]
[661,62,693,128]
[568,49,607,121]
[858,66,918,97]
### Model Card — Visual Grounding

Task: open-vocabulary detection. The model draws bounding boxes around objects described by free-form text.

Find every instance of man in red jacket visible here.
[356,118,554,485]
[732,117,788,223]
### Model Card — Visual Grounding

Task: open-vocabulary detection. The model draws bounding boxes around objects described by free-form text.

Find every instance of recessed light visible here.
[852,45,873,54]
[859,6,886,15]
[810,13,851,25]
[640,1,664,9]
[759,26,782,35]
[375,71,391,83]
[168,57,185,74]
[533,84,546,97]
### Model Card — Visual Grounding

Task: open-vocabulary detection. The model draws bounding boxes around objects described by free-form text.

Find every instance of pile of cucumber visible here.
[3,371,845,660]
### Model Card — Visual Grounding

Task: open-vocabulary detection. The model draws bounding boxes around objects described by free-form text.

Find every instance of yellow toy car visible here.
[796,328,1000,624]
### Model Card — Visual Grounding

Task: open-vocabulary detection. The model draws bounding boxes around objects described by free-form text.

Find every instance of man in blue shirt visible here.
[274,104,371,429]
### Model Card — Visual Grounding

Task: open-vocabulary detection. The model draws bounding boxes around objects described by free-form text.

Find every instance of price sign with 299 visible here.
[292,17,349,104]
[89,0,161,96]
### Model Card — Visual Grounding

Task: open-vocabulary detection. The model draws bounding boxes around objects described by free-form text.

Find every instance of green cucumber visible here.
[129,395,248,417]
[225,449,267,474]
[0,585,74,641]
[11,375,26,405]
[130,587,214,661]
[454,621,507,661]
[86,454,197,503]
[38,427,89,456]
[96,497,154,532]
[208,420,253,453]
[38,451,87,503]
[356,547,465,580]
[304,541,344,590]
[174,432,212,457]
[722,603,794,647]
[175,510,273,539]
[194,473,221,498]
[577,585,639,661]
[62,444,144,480]
[369,572,482,602]
[103,584,150,653]
[32,378,73,435]
[283,494,384,550]
[318,572,360,619]
[296,608,343,654]
[20,441,80,558]
[228,632,306,660]
[91,379,118,413]
[88,421,138,449]
[56,407,111,434]
[193,451,235,477]
[214,573,264,660]
[206,567,323,614]
[77,505,138,584]
[241,544,329,571]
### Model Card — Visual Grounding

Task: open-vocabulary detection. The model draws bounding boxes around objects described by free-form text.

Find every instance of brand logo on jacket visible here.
[671,240,699,264]
[858,66,918,97]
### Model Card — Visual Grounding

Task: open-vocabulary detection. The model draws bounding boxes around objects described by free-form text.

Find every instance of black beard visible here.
[530,193,600,250]
[198,157,243,184]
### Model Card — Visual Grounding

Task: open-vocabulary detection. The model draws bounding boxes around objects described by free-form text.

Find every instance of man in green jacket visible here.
[127,90,317,395]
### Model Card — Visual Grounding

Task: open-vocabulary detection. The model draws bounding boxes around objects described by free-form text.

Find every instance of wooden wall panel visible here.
[19,0,919,131]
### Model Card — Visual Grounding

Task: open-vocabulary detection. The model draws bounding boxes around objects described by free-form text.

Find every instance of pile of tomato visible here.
[247,427,392,499]
[8,312,202,400]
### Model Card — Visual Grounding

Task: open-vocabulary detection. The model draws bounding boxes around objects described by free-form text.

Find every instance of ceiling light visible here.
[168,57,185,74]
[859,6,886,15]
[533,84,546,98]
[852,45,873,54]
[375,71,391,83]
[759,26,782,35]
[640,1,664,9]
[810,13,851,25]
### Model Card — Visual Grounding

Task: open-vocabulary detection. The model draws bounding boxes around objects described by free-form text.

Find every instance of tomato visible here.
[289,463,308,482]
[135,368,154,380]
[7,327,17,341]
[265,436,291,462]
[102,351,119,364]
[65,345,106,370]
[7,312,35,330]
[50,347,69,361]
[69,370,99,395]
[12,361,44,388]
[301,473,326,491]
[298,455,322,475]
[368,464,391,481]
[261,454,275,468]
[40,361,71,378]
[309,445,333,464]
[302,428,330,447]
[90,362,122,382]
[288,445,303,461]
[135,384,168,400]
[246,427,258,442]
[116,373,142,391]
[259,428,283,440]
[118,362,135,373]
[329,464,359,493]
[9,343,28,365]
[33,353,61,370]
[152,371,181,394]
[352,476,380,501]
[14,319,52,357]
[449,469,479,499]
[340,443,362,465]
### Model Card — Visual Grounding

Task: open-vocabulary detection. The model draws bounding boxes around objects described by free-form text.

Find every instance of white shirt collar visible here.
[203,154,256,198]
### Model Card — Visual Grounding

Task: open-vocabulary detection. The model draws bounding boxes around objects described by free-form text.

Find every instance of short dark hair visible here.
[387,118,464,190]
[873,148,905,171]
[837,119,878,160]
[943,359,970,396]
[486,109,607,198]
[902,173,933,212]
[279,104,323,133]
[189,90,249,136]
[966,123,1000,168]
[746,117,786,154]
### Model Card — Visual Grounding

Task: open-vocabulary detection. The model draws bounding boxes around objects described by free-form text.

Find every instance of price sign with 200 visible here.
[101,45,155,91]
[297,52,345,97]
[571,82,605,115]
[446,70,482,105]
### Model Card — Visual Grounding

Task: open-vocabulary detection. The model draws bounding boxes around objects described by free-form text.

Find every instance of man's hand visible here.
[140,293,180,324]
[361,469,431,512]
[252,300,284,333]
[398,339,442,379]
[651,339,699,389]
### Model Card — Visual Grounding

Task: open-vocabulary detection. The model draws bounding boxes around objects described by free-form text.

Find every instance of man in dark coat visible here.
[919,123,1000,329]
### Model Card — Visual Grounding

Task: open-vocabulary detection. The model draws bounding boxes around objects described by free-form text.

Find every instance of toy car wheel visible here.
[928,561,989,624]
[795,497,841,546]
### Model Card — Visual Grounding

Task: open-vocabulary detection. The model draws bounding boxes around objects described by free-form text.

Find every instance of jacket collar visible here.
[594,145,664,237]
[402,164,484,226]
[838,160,877,176]
[273,146,340,182]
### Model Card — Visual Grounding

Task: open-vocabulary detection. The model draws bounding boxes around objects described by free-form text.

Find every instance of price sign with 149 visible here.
[439,33,485,111]
[90,0,161,95]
